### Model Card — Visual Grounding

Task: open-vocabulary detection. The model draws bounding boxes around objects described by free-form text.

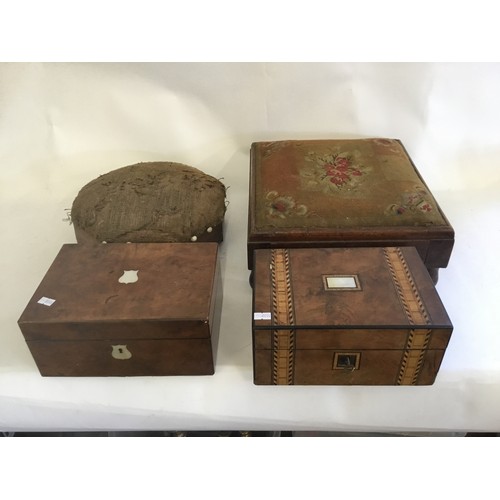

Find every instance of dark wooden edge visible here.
[248,237,454,270]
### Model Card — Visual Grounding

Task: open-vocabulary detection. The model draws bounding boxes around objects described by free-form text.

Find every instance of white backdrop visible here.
[1,62,499,432]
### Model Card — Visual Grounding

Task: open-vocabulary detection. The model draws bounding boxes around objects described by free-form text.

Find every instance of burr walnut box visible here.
[252,246,452,385]
[247,138,454,282]
[18,242,222,377]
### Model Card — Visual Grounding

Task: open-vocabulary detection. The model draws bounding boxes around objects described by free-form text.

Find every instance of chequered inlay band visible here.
[272,330,295,385]
[396,329,433,385]
[270,249,295,385]
[384,248,432,385]
[384,247,429,325]
[271,249,294,326]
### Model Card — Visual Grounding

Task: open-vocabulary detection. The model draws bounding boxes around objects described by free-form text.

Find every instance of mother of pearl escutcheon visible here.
[111,345,132,360]
[118,270,139,284]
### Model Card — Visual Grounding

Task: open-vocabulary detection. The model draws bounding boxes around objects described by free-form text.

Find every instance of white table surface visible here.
[1,62,499,433]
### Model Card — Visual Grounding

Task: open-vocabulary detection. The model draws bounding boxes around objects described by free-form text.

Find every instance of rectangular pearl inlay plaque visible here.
[323,275,361,291]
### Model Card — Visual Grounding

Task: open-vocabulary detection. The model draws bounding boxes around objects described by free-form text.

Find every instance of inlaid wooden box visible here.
[252,246,452,385]
[18,243,222,376]
[247,139,454,282]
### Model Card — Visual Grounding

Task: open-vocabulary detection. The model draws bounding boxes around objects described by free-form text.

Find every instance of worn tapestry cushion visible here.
[71,161,226,244]
[252,138,448,230]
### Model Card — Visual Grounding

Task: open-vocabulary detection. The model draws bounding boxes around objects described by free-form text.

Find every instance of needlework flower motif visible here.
[300,151,370,193]
[265,191,308,219]
[385,187,434,215]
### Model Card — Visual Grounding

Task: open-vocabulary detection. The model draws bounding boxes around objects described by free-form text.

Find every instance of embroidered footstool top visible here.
[71,161,226,244]
[247,138,454,272]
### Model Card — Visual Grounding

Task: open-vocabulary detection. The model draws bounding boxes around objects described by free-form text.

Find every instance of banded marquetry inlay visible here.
[396,329,433,385]
[270,249,295,385]
[384,248,432,385]
[384,247,430,325]
[271,249,294,326]
[272,330,295,385]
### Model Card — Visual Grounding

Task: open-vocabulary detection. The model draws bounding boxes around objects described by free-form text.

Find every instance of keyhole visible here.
[111,344,132,360]
[334,352,360,371]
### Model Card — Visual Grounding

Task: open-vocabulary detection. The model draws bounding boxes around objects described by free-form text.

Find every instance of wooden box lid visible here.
[18,243,219,341]
[248,139,454,269]
[253,246,452,335]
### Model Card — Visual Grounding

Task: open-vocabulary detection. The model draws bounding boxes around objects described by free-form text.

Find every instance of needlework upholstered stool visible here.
[247,139,454,283]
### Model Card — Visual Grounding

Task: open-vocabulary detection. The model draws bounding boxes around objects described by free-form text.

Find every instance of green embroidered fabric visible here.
[71,162,226,244]
[253,139,447,230]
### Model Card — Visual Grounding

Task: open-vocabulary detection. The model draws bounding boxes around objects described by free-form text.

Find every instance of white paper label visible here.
[254,312,271,320]
[37,297,56,306]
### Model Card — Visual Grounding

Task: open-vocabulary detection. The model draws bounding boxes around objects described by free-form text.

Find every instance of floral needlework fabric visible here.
[300,150,372,193]
[265,191,308,219]
[253,138,447,230]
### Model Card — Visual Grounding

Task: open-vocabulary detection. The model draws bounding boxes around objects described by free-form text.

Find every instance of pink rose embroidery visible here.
[300,151,370,193]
